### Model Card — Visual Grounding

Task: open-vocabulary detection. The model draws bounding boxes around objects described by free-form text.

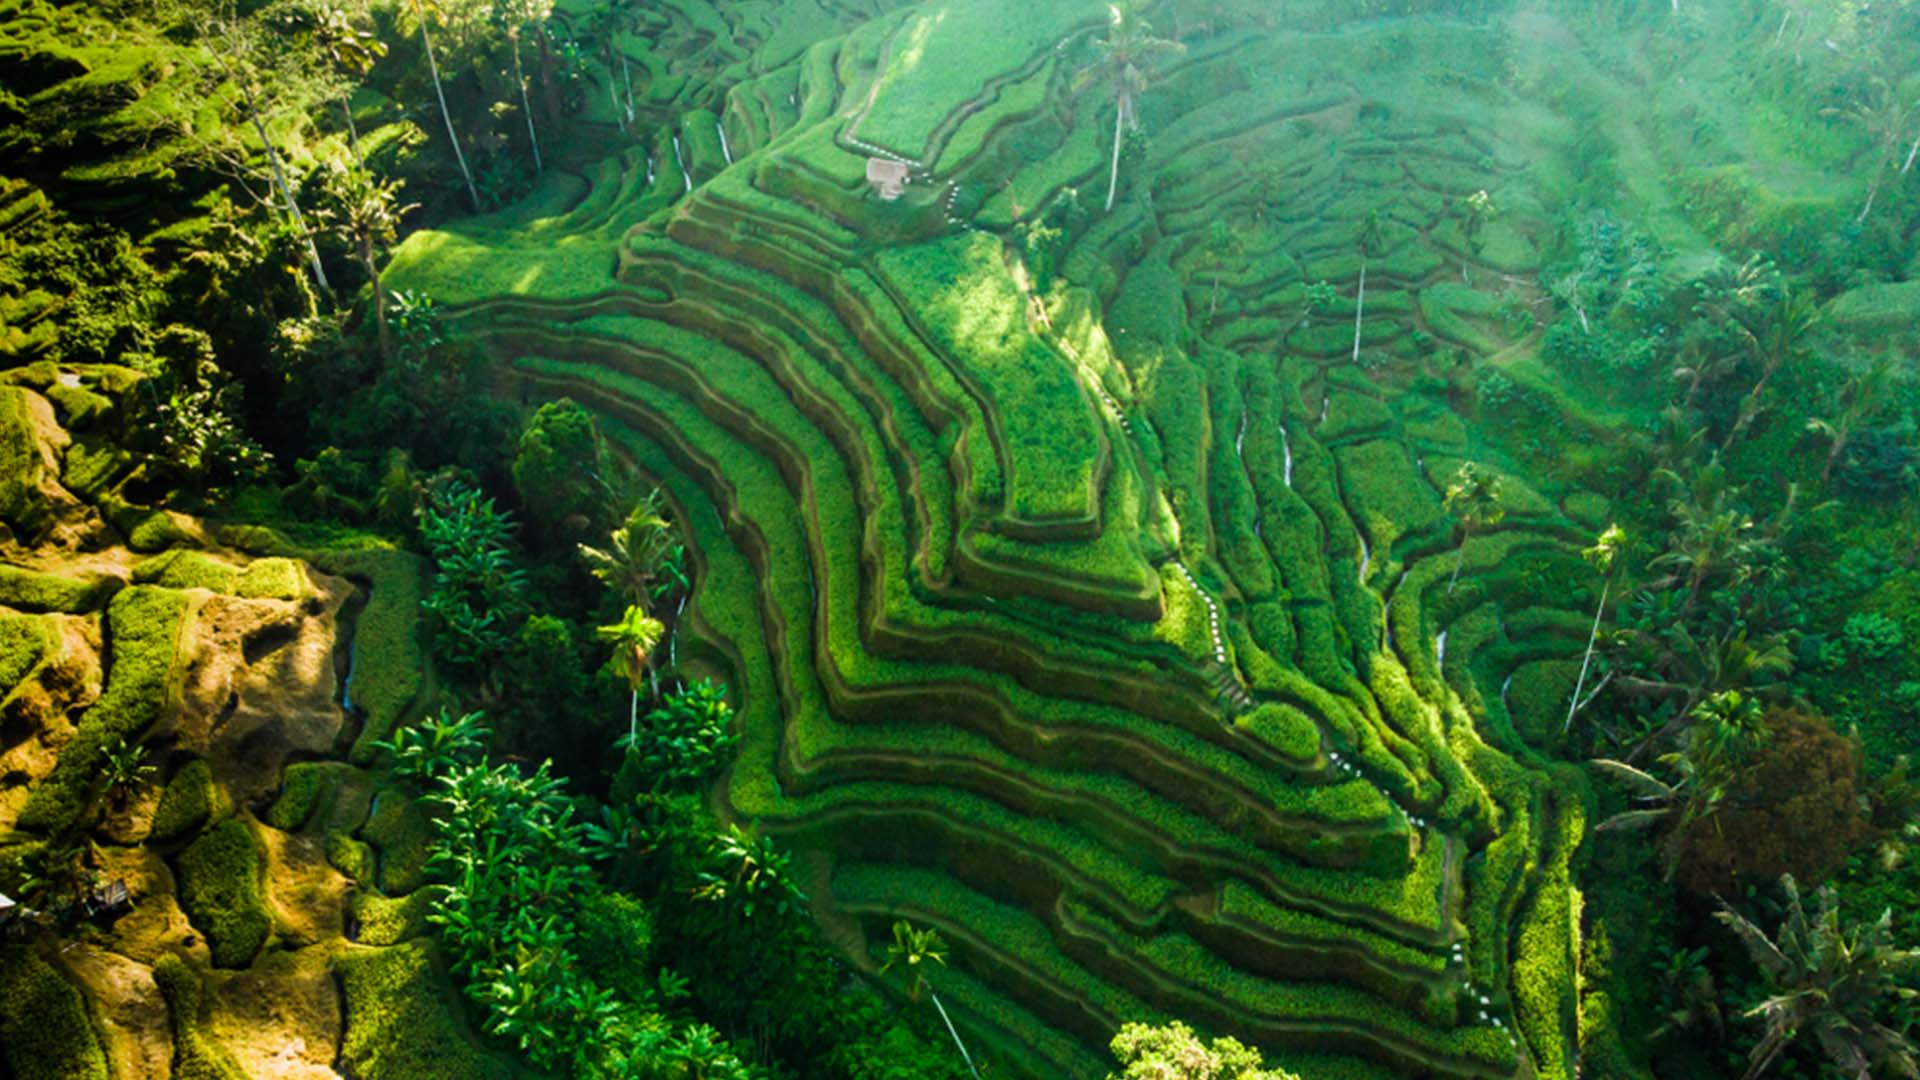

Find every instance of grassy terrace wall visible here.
[387,3,1604,1076]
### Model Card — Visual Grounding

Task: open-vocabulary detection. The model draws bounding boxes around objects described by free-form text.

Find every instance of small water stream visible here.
[1435,630,1448,671]
[1357,534,1371,582]
[1280,425,1293,487]
[646,155,656,185]
[339,639,357,711]
[672,134,692,192]
[1235,411,1247,457]
[716,122,734,165]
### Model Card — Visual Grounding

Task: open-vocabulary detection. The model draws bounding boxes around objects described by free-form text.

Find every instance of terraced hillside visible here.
[387,2,1626,1076]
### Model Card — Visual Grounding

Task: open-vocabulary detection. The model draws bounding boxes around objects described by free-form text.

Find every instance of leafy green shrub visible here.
[1235,703,1321,763]
[176,819,270,968]
[0,945,107,1080]
[419,482,530,678]
[618,679,739,792]
[151,758,218,843]
[1842,612,1905,661]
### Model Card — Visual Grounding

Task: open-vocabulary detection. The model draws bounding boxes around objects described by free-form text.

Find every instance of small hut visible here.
[866,158,911,201]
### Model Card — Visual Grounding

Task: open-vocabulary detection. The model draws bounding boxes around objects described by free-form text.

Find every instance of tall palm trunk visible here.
[236,78,330,294]
[360,235,390,358]
[414,1,480,210]
[1820,431,1849,489]
[1563,577,1609,734]
[1447,523,1470,594]
[1858,139,1893,223]
[340,96,362,160]
[1104,94,1127,212]
[1904,130,1919,174]
[1351,260,1367,364]
[628,688,638,742]
[927,991,980,1080]
[511,34,543,175]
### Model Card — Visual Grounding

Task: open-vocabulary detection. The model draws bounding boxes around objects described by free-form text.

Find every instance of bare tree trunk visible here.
[628,688,638,743]
[1105,98,1126,212]
[1351,260,1367,364]
[237,80,330,295]
[340,96,362,160]
[1905,130,1919,174]
[1820,431,1847,488]
[512,35,543,175]
[928,991,980,1080]
[361,237,390,358]
[1447,524,1469,594]
[1564,577,1609,734]
[415,1,480,210]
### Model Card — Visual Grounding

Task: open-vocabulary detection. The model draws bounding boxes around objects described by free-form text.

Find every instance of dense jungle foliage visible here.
[4,0,1920,1078]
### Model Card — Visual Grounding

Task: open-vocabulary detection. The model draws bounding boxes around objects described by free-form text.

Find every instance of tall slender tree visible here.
[495,0,553,176]
[1443,462,1503,594]
[881,921,980,1080]
[598,604,664,741]
[1805,358,1893,490]
[1565,523,1626,734]
[1352,210,1386,365]
[401,0,481,210]
[1082,2,1183,213]
[308,2,385,161]
[319,160,417,358]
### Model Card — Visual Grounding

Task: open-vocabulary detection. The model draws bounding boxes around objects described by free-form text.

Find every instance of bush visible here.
[176,819,270,968]
[1842,612,1905,661]
[0,945,107,1080]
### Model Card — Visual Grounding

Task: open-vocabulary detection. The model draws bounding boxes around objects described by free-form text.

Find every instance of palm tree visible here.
[1460,189,1491,284]
[309,2,385,160]
[494,0,552,176]
[1352,210,1386,365]
[1565,523,1626,734]
[1715,877,1920,1080]
[400,0,481,210]
[598,604,663,742]
[320,160,417,358]
[578,493,685,609]
[882,920,980,1080]
[1825,78,1920,224]
[1722,290,1822,452]
[1806,358,1893,490]
[1083,2,1183,213]
[1442,462,1504,594]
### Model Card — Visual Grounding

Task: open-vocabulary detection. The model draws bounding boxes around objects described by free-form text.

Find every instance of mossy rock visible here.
[0,563,120,614]
[0,945,108,1080]
[131,550,240,592]
[360,786,434,895]
[333,941,523,1080]
[150,758,221,843]
[234,557,307,600]
[1829,280,1920,334]
[176,819,271,968]
[0,385,53,541]
[152,953,247,1080]
[327,830,376,884]
[351,886,444,947]
[265,762,331,831]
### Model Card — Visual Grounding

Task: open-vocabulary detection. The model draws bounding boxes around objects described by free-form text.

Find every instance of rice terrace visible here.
[3,1,1920,1079]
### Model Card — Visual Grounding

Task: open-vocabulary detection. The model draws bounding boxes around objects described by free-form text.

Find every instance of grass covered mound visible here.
[176,818,273,968]
[0,945,108,1080]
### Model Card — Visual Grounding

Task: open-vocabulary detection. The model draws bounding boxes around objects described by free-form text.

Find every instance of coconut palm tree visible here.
[1083,2,1183,213]
[1715,876,1920,1080]
[598,604,663,741]
[320,160,417,358]
[882,920,980,1080]
[399,0,481,210]
[309,2,385,160]
[1460,189,1491,284]
[1442,462,1503,594]
[1565,523,1626,734]
[494,0,552,176]
[1806,358,1893,490]
[1825,77,1920,224]
[578,493,685,609]
[1352,210,1386,365]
